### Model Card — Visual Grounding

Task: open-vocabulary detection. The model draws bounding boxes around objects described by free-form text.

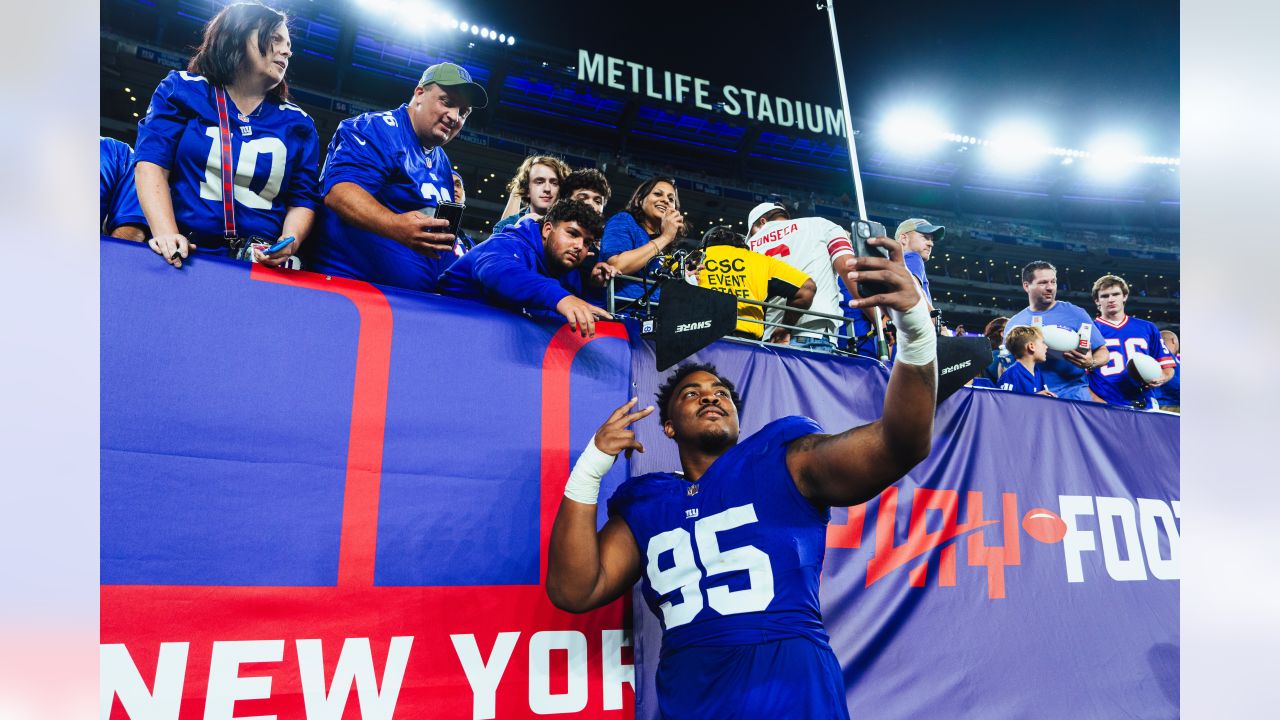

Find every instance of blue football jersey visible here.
[999,362,1047,395]
[304,104,457,293]
[608,416,849,719]
[1089,315,1175,408]
[100,137,146,233]
[134,71,321,248]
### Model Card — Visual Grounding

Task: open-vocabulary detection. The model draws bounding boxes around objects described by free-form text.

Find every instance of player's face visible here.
[1094,285,1127,318]
[452,174,466,204]
[640,182,678,225]
[542,220,593,270]
[412,84,472,147]
[663,371,740,453]
[567,189,606,215]
[243,23,291,90]
[751,210,787,235]
[527,164,561,213]
[1023,269,1057,307]
[904,230,935,261]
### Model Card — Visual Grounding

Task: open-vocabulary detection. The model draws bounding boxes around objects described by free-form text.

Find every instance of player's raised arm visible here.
[786,235,938,507]
[546,398,651,613]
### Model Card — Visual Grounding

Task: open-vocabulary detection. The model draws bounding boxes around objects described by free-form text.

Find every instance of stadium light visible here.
[880,107,949,154]
[982,120,1053,172]
[1083,133,1143,181]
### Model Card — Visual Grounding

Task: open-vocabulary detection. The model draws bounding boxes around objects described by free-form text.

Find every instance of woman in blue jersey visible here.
[600,176,686,307]
[135,2,320,269]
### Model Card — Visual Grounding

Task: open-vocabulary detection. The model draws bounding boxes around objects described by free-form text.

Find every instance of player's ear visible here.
[663,420,675,438]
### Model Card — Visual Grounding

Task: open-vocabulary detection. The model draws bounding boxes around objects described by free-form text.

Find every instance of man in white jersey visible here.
[745,202,857,353]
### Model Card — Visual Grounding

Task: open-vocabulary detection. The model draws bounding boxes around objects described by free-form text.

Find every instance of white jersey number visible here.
[1100,337,1150,377]
[645,503,775,629]
[199,126,287,210]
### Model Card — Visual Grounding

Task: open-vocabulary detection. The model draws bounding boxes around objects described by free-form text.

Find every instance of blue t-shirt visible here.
[1155,355,1180,406]
[903,251,932,304]
[600,212,662,303]
[999,362,1047,395]
[607,416,848,719]
[1004,301,1105,396]
[1088,315,1175,408]
[134,71,320,248]
[100,137,147,233]
[435,216,598,322]
[305,104,457,293]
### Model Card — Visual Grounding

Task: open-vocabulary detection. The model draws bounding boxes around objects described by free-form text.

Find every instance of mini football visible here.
[1127,353,1164,384]
[1040,325,1081,353]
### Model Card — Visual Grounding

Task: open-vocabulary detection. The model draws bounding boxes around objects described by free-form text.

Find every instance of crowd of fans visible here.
[99,2,1181,412]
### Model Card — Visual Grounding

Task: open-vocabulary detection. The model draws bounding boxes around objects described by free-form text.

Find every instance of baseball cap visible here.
[418,62,489,109]
[747,202,789,230]
[894,218,946,242]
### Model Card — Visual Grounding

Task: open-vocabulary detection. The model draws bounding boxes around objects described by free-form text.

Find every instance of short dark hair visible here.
[560,169,612,206]
[1021,261,1056,285]
[655,362,743,426]
[624,176,685,238]
[188,2,291,101]
[543,199,605,242]
[983,316,1010,350]
[702,225,746,249]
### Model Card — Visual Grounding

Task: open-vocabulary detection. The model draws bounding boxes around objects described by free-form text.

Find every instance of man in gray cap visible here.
[306,62,490,292]
[894,217,945,307]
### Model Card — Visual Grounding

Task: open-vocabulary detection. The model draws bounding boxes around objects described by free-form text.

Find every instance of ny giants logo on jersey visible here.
[826,487,1181,599]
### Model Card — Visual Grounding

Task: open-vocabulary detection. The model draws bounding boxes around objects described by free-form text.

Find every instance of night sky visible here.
[466,0,1179,155]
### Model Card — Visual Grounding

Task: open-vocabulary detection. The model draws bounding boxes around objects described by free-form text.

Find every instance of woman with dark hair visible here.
[135,2,320,269]
[600,177,685,304]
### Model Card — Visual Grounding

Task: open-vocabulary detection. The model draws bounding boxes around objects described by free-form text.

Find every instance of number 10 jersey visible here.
[607,416,849,718]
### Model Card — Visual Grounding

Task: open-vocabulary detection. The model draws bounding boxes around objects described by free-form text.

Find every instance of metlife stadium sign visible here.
[576,49,848,138]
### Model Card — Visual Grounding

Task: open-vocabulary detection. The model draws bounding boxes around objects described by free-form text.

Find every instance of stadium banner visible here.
[100,239,638,719]
[102,239,1178,718]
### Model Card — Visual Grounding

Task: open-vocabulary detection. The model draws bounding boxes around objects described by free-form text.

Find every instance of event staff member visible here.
[100,137,147,242]
[546,234,938,718]
[1087,274,1175,409]
[436,199,616,338]
[699,225,815,341]
[304,62,487,291]
[1004,261,1109,401]
[745,202,854,352]
[134,2,320,269]
[494,155,570,232]
[600,177,686,307]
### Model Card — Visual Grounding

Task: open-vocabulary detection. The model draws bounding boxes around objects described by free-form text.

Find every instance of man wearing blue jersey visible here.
[547,235,937,719]
[305,62,488,292]
[436,199,616,337]
[1003,261,1110,402]
[1087,275,1175,409]
[100,137,148,242]
[894,217,943,306]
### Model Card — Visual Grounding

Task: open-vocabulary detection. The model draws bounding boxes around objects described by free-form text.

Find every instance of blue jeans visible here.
[790,335,836,353]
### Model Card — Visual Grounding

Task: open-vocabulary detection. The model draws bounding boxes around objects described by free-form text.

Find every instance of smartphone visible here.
[850,219,890,298]
[265,236,294,254]
[422,201,466,237]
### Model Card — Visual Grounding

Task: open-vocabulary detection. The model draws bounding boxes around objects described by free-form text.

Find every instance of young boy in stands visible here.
[999,326,1056,397]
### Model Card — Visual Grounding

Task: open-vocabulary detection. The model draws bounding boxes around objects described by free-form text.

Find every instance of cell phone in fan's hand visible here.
[850,219,891,298]
[423,201,466,237]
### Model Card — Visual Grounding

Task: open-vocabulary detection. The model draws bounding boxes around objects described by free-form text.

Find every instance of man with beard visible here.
[436,199,616,338]
[545,235,938,718]
[1004,261,1110,401]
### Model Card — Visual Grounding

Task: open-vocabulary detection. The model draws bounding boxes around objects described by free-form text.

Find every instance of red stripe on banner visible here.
[251,266,393,587]
[539,322,630,584]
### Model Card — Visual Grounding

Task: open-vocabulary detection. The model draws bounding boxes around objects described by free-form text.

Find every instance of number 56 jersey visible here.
[608,416,849,718]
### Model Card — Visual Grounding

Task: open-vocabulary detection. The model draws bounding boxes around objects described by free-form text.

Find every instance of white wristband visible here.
[564,437,616,505]
[888,296,937,366]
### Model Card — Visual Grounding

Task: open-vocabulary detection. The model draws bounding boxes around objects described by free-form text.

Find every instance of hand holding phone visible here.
[850,219,890,298]
[266,236,295,255]
[422,201,466,237]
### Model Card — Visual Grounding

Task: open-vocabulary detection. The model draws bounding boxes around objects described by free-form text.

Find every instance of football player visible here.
[1087,275,1175,409]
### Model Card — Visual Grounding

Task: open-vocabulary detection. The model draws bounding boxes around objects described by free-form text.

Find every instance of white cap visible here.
[747,202,788,230]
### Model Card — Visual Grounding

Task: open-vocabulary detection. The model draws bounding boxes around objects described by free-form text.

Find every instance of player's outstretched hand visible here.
[388,211,455,258]
[845,235,919,313]
[148,233,196,269]
[594,397,655,459]
[556,295,613,338]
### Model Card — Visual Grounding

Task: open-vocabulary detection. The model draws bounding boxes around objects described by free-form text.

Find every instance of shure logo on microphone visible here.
[675,320,713,333]
[941,359,972,375]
